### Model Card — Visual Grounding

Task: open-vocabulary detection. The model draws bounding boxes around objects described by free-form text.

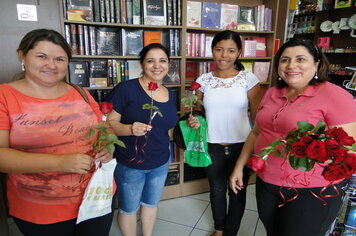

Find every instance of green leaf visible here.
[107,144,115,154]
[297,121,314,132]
[107,133,118,142]
[113,139,126,148]
[274,150,281,157]
[142,104,151,109]
[313,120,326,134]
[352,143,356,152]
[270,138,281,148]
[289,155,299,170]
[298,156,308,172]
[157,111,163,117]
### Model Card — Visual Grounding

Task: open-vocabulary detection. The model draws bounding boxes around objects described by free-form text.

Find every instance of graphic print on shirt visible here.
[8,100,98,205]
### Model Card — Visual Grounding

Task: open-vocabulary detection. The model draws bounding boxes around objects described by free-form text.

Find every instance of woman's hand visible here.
[59,154,93,174]
[229,167,244,194]
[95,148,113,163]
[187,114,200,129]
[131,122,152,136]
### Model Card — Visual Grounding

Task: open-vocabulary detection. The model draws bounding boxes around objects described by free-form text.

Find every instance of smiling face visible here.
[212,39,241,72]
[141,48,169,83]
[19,41,69,87]
[278,46,319,90]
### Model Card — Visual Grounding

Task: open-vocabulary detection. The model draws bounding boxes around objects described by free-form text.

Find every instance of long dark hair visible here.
[273,38,329,88]
[211,30,244,71]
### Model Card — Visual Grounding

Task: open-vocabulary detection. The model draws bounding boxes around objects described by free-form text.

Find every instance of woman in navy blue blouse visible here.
[108,43,178,236]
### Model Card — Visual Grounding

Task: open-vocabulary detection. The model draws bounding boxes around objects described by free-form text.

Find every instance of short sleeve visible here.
[324,84,356,126]
[246,72,260,90]
[0,85,10,130]
[195,72,211,93]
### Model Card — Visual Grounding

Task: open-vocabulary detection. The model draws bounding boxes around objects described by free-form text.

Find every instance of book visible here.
[92,0,101,22]
[238,6,256,30]
[99,0,106,22]
[96,27,121,56]
[143,31,161,46]
[205,35,214,57]
[220,3,238,30]
[127,60,142,79]
[186,1,201,27]
[107,59,114,86]
[114,0,121,23]
[253,61,270,82]
[252,36,267,57]
[132,0,141,24]
[64,24,71,46]
[201,2,221,29]
[83,25,90,55]
[185,61,198,83]
[121,28,143,56]
[120,0,127,23]
[69,24,79,55]
[143,0,167,25]
[67,0,93,21]
[241,62,253,72]
[89,60,108,87]
[163,60,180,85]
[126,0,133,24]
[77,24,85,55]
[104,0,111,22]
[109,0,116,23]
[242,39,257,57]
[88,26,97,55]
[68,61,90,86]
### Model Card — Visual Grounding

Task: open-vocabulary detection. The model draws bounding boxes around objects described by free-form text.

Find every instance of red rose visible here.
[247,156,267,174]
[325,139,347,163]
[300,136,313,145]
[344,153,356,171]
[291,141,307,158]
[190,81,201,90]
[322,164,346,181]
[326,127,356,146]
[306,140,328,162]
[99,102,113,114]
[148,82,159,91]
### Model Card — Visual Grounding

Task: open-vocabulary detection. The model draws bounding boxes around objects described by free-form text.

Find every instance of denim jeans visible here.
[206,143,251,236]
[114,161,169,214]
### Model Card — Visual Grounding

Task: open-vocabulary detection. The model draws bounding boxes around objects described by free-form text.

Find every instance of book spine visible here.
[109,0,115,23]
[177,0,181,26]
[120,0,127,23]
[105,0,111,23]
[77,24,85,55]
[93,0,101,22]
[172,0,177,26]
[114,0,121,23]
[100,0,106,22]
[124,61,129,81]
[88,26,97,55]
[174,29,179,56]
[132,0,141,24]
[62,0,67,19]
[167,0,173,26]
[107,59,114,86]
[64,24,71,46]
[112,59,118,86]
[83,25,90,55]
[116,61,122,84]
[126,0,133,24]
[70,24,79,55]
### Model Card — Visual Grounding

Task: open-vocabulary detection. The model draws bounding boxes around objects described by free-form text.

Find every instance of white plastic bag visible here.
[76,159,116,224]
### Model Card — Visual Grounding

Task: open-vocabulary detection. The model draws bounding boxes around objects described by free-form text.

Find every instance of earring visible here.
[314,72,318,79]
[21,62,25,72]
[278,77,282,81]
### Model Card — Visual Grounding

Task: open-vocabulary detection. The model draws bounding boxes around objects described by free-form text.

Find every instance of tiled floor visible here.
[8,184,267,236]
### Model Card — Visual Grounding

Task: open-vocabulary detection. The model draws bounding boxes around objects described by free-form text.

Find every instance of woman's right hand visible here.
[187,114,200,129]
[131,122,152,136]
[59,154,93,174]
[229,167,244,194]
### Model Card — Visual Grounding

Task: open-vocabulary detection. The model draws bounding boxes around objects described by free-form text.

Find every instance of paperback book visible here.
[68,61,90,86]
[238,6,256,30]
[186,1,201,27]
[122,28,143,56]
[96,27,121,56]
[67,0,93,21]
[143,0,167,25]
[220,3,238,30]
[201,2,221,29]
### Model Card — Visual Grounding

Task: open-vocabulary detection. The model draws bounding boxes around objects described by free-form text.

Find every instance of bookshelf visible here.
[58,0,281,200]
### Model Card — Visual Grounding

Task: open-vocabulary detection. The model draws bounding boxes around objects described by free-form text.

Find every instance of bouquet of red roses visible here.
[247,120,356,182]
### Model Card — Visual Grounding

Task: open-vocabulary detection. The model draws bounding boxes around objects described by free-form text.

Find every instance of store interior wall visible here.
[0,0,61,83]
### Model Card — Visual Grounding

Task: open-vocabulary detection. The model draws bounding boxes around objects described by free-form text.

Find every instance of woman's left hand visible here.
[94,149,113,163]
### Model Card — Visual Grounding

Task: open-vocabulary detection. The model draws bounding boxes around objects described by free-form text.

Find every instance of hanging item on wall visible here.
[320,20,333,32]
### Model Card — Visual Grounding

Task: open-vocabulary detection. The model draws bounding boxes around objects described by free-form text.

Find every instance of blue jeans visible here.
[206,143,251,235]
[114,161,169,214]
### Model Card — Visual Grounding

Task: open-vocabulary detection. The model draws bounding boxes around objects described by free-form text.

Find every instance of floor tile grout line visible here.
[189,202,212,235]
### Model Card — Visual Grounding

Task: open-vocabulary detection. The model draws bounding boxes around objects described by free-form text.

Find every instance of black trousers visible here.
[13,211,113,236]
[206,143,251,236]
[256,176,343,236]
